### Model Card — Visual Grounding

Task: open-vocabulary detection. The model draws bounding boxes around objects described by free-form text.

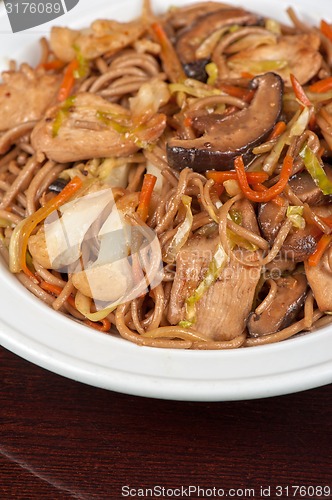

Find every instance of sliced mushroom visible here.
[248,274,307,337]
[289,165,332,205]
[167,72,283,172]
[258,198,287,242]
[281,226,320,262]
[258,199,321,261]
[176,7,262,80]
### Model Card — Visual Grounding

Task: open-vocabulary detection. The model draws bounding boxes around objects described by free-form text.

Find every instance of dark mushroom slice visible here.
[167,72,283,172]
[258,198,287,243]
[258,199,321,261]
[281,226,320,262]
[48,177,69,193]
[248,274,308,337]
[289,165,332,205]
[176,7,262,80]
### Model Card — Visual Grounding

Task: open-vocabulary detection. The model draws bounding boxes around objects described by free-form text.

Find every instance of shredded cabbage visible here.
[164,195,193,264]
[181,243,228,326]
[286,205,306,229]
[300,145,332,195]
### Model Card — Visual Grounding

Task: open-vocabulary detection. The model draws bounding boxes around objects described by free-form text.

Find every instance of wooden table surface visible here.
[1,346,331,500]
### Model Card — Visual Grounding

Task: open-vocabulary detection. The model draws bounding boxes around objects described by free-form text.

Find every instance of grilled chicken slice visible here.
[167,199,262,340]
[226,33,322,85]
[31,92,166,163]
[0,69,61,132]
[50,19,146,62]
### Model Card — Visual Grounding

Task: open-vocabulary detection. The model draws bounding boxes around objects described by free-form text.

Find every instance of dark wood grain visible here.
[1,346,331,500]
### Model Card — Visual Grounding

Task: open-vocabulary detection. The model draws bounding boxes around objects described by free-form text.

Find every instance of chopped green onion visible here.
[300,145,332,195]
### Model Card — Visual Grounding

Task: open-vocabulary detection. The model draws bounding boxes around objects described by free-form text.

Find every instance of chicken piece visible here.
[305,249,332,312]
[31,92,167,163]
[167,199,262,340]
[0,69,61,132]
[226,33,322,85]
[50,19,147,62]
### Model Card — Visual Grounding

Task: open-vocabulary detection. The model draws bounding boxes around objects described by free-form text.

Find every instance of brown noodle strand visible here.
[1,3,332,351]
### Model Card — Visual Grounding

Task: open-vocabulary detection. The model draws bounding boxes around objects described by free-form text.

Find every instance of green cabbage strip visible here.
[286,206,306,229]
[179,243,228,327]
[52,95,76,137]
[163,195,193,264]
[300,145,332,195]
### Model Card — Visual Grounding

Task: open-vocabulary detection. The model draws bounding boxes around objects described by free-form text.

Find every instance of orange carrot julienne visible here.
[57,59,79,102]
[218,83,255,102]
[206,170,269,184]
[234,155,293,202]
[290,73,312,107]
[84,318,111,332]
[151,22,186,83]
[308,234,332,266]
[40,281,76,308]
[241,71,254,79]
[184,116,193,128]
[38,59,65,71]
[320,19,332,43]
[137,173,157,222]
[20,176,83,278]
[309,76,332,94]
[268,121,287,140]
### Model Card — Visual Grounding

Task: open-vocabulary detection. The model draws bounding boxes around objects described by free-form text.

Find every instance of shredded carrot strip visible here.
[57,59,79,102]
[137,173,157,222]
[251,182,283,205]
[19,176,83,277]
[309,76,332,94]
[184,116,193,128]
[206,170,268,185]
[218,83,255,102]
[151,22,186,83]
[290,73,312,107]
[84,318,111,332]
[268,121,287,140]
[241,71,254,79]
[308,234,332,266]
[235,155,293,202]
[40,281,76,308]
[320,19,332,43]
[38,59,65,71]
[320,215,332,228]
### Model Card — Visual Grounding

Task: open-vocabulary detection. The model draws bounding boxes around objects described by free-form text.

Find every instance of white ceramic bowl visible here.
[1,0,332,401]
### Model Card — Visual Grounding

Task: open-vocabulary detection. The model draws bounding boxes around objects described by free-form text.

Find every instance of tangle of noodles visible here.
[1,0,332,350]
